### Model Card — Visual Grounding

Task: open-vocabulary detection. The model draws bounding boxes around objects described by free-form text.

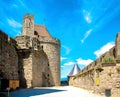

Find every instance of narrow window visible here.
[34,31,38,35]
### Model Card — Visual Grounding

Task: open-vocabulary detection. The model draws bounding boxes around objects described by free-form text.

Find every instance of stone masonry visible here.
[0,14,60,88]
[69,33,120,97]
[0,30,19,80]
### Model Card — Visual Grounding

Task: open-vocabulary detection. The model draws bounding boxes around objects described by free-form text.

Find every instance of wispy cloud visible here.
[76,58,93,66]
[64,62,75,66]
[61,57,67,62]
[81,29,92,43]
[61,58,93,79]
[80,0,120,45]
[12,4,18,8]
[61,75,67,79]
[83,9,92,23]
[62,45,71,55]
[15,30,21,36]
[63,57,93,67]
[17,0,33,13]
[18,0,28,10]
[61,66,64,68]
[7,18,22,28]
[94,42,115,58]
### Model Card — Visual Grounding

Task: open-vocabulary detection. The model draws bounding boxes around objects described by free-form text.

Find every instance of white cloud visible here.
[94,42,115,58]
[7,18,22,28]
[18,0,28,9]
[81,29,92,43]
[83,9,92,23]
[61,66,64,68]
[64,62,75,66]
[61,57,67,62]
[62,45,71,55]
[76,58,93,66]
[18,0,33,13]
[85,13,91,23]
[61,75,67,78]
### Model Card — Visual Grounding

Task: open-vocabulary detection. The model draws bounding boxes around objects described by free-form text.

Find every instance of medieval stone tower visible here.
[22,14,34,36]
[15,14,60,87]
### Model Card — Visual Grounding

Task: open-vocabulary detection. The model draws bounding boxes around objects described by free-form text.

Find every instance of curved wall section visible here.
[38,36,60,86]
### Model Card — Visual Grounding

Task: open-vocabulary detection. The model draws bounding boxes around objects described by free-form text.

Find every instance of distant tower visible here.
[68,64,80,85]
[68,64,80,77]
[22,14,34,37]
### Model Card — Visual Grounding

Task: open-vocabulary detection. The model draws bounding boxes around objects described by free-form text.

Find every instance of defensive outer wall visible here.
[69,33,120,97]
[0,31,19,80]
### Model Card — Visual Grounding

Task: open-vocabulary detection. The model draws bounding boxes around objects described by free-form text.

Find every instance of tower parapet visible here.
[22,14,34,37]
[15,36,31,49]
[38,36,60,45]
[15,36,42,51]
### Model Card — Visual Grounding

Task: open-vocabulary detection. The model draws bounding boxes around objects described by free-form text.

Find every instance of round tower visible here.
[21,14,60,86]
[38,37,60,86]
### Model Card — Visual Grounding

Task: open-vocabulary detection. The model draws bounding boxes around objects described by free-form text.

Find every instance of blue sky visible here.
[0,0,120,81]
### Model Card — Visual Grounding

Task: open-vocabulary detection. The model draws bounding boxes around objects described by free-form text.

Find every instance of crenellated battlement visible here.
[0,30,17,46]
[69,33,120,97]
[38,36,60,45]
[15,35,31,49]
[0,30,18,80]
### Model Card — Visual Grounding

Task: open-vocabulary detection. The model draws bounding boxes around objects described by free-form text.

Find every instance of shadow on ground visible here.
[1,88,66,97]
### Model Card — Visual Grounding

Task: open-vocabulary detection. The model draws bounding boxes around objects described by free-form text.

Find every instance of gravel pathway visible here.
[1,86,106,97]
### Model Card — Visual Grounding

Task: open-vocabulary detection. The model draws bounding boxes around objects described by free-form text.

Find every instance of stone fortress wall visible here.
[15,36,50,88]
[69,33,120,97]
[0,14,60,88]
[0,30,19,80]
[16,13,60,87]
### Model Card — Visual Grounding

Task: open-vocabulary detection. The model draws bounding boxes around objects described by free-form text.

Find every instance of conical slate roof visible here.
[68,64,80,76]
